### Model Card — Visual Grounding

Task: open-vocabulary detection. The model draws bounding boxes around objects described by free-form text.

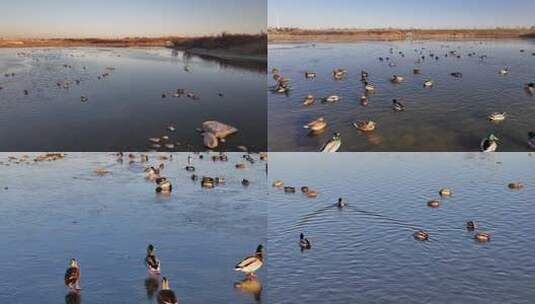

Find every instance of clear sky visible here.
[268,0,535,29]
[0,0,266,38]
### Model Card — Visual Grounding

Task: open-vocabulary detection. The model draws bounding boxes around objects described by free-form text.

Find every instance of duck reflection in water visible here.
[234,277,262,302]
[65,291,81,304]
[144,276,160,299]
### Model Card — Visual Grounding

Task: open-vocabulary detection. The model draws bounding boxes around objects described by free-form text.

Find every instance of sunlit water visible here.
[269,40,535,151]
[267,153,535,304]
[0,152,266,304]
[0,48,266,151]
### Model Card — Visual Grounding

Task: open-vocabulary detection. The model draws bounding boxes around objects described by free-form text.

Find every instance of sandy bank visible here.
[268,28,535,43]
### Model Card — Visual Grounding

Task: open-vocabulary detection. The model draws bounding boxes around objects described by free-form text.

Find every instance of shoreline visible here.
[178,47,266,63]
[268,28,535,43]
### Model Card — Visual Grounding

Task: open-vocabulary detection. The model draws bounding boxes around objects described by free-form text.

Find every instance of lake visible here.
[269,40,535,151]
[0,152,267,304]
[0,47,266,151]
[267,152,535,304]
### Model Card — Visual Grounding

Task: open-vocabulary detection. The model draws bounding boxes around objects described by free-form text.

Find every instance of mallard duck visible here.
[242,179,250,186]
[158,277,179,304]
[364,82,375,92]
[392,99,405,111]
[304,117,327,132]
[305,72,317,79]
[466,221,477,231]
[489,112,506,121]
[80,96,88,102]
[333,69,346,79]
[235,245,264,278]
[474,232,490,242]
[303,95,315,106]
[337,197,346,208]
[391,75,404,83]
[353,120,376,132]
[450,72,463,78]
[299,233,311,250]
[167,126,176,132]
[423,80,433,87]
[508,182,524,189]
[155,179,172,193]
[284,186,296,193]
[525,82,535,94]
[499,67,509,75]
[272,180,284,188]
[144,167,160,180]
[528,131,535,149]
[427,200,440,208]
[414,230,429,241]
[481,134,499,152]
[145,244,161,274]
[413,68,421,74]
[201,177,215,188]
[321,132,341,152]
[439,188,452,197]
[360,95,368,106]
[322,95,340,103]
[301,186,309,193]
[306,190,318,198]
[64,258,81,291]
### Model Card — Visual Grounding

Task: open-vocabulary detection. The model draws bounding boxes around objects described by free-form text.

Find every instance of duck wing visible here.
[235,255,260,270]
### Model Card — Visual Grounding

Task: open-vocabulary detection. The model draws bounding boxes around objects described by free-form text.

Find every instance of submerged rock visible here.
[201,121,238,139]
[203,132,219,149]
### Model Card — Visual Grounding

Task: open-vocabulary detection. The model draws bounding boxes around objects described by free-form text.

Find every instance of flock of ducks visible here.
[56,152,267,303]
[271,44,535,152]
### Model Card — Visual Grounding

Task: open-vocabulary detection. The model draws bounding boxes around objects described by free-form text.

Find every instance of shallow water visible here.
[0,152,266,303]
[0,48,266,151]
[267,153,535,304]
[269,40,535,151]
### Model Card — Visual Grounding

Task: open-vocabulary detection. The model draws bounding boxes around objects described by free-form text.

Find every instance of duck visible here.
[304,117,327,132]
[167,126,176,132]
[439,188,452,197]
[423,79,433,87]
[155,179,172,193]
[301,186,309,193]
[353,120,376,132]
[508,182,524,189]
[272,180,284,188]
[466,221,477,231]
[474,232,491,242]
[488,112,506,122]
[157,277,179,304]
[499,67,509,75]
[322,95,340,103]
[145,244,161,274]
[235,245,264,279]
[360,95,369,106]
[24,89,29,95]
[450,72,463,78]
[413,230,429,241]
[364,82,375,92]
[337,197,346,208]
[528,131,535,149]
[80,96,88,102]
[64,258,81,291]
[144,167,160,180]
[480,134,499,152]
[391,75,404,83]
[299,233,312,250]
[413,68,421,74]
[361,70,369,80]
[305,72,317,79]
[201,176,215,188]
[241,179,250,186]
[525,82,535,94]
[305,190,318,198]
[284,186,296,193]
[320,132,341,152]
[332,68,346,79]
[303,95,315,106]
[392,99,405,111]
[427,200,440,208]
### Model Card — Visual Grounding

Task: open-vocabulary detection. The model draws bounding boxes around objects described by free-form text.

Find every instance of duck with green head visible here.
[64,258,81,291]
[145,244,161,275]
[235,245,264,279]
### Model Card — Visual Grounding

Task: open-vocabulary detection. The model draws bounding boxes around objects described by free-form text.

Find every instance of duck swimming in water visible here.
[299,233,312,250]
[144,167,160,180]
[64,258,81,291]
[322,95,340,103]
[337,197,346,208]
[321,132,341,152]
[466,221,477,231]
[360,95,369,106]
[391,75,404,83]
[423,80,433,87]
[489,112,506,122]
[305,72,317,79]
[304,117,327,132]
[364,81,375,92]
[474,232,491,242]
[481,134,499,152]
[450,72,463,78]
[499,67,509,75]
[145,244,161,274]
[414,230,429,241]
[525,82,535,94]
[80,96,88,102]
[155,178,172,193]
[303,95,315,106]
[158,277,179,304]
[235,245,264,279]
[392,99,405,111]
[353,120,376,132]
